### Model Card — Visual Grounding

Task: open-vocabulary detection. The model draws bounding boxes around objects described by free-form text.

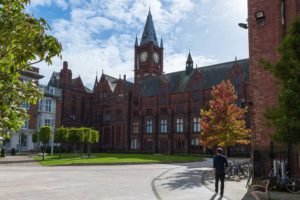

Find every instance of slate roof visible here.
[140,59,249,97]
[140,10,159,46]
[48,72,60,88]
[102,74,134,92]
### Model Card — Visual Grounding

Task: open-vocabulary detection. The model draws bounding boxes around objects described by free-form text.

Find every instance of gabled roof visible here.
[140,59,249,97]
[48,72,60,88]
[140,10,159,46]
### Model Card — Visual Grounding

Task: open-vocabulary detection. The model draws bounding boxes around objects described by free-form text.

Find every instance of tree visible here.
[77,128,85,158]
[68,128,79,153]
[32,131,40,150]
[263,17,300,174]
[200,80,251,156]
[54,127,68,158]
[0,0,61,136]
[39,126,52,160]
[91,129,99,153]
[83,128,92,157]
[263,17,300,145]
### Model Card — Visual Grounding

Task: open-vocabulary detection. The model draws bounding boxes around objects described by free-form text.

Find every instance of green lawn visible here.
[35,153,203,166]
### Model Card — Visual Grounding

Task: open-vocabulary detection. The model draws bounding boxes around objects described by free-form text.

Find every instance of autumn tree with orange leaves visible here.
[200,80,250,156]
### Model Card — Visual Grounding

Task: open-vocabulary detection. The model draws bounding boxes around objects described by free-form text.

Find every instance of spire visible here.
[186,50,193,74]
[135,35,138,46]
[160,37,163,48]
[93,75,98,91]
[186,50,193,63]
[140,10,159,46]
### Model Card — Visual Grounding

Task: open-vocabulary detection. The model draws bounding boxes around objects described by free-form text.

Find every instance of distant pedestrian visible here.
[213,148,228,197]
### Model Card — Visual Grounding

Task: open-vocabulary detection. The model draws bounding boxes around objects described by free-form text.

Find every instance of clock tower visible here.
[134,10,164,83]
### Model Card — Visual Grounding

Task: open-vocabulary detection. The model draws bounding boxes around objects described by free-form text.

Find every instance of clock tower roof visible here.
[140,10,159,47]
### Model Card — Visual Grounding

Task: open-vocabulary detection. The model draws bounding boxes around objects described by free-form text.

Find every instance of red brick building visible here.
[248,0,300,176]
[52,11,250,154]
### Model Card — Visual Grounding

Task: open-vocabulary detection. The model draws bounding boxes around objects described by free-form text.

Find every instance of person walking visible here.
[213,147,228,197]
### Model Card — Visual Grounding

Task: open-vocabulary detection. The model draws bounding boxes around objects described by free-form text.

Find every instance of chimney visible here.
[63,61,68,70]
[123,74,126,81]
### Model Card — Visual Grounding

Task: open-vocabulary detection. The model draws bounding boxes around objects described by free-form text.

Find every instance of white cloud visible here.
[31,0,68,10]
[33,0,248,89]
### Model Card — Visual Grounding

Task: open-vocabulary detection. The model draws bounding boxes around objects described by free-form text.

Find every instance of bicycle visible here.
[266,169,300,194]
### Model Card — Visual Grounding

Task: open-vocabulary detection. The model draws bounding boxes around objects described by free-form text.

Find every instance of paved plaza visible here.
[0,156,299,200]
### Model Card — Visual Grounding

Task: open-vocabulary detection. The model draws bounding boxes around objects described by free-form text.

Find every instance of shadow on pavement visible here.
[160,169,205,190]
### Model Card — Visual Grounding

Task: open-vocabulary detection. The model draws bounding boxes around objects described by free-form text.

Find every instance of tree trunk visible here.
[224,145,228,157]
[73,143,76,154]
[42,145,45,160]
[88,143,91,158]
[81,143,84,158]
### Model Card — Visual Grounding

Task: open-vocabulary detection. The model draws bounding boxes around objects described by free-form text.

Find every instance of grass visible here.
[35,153,203,166]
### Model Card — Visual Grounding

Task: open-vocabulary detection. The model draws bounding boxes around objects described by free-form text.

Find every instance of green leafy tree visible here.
[263,17,300,145]
[32,131,40,150]
[263,17,300,174]
[77,128,85,157]
[91,129,99,152]
[39,126,52,160]
[83,128,92,157]
[54,127,68,158]
[0,0,62,136]
[68,128,79,153]
[200,80,251,156]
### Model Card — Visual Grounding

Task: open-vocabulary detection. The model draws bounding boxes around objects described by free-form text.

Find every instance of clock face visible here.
[153,52,159,64]
[140,51,148,62]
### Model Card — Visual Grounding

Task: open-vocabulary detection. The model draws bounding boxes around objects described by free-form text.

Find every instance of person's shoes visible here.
[220,193,223,197]
[215,190,218,194]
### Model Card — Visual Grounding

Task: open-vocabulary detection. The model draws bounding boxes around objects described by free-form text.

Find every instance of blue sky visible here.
[28,0,248,88]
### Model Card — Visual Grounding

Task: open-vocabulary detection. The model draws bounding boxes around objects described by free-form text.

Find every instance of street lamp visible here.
[238,23,248,29]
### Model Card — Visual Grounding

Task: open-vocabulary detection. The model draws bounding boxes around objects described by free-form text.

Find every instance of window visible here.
[104,112,111,122]
[38,99,43,111]
[45,99,52,112]
[160,119,167,133]
[44,119,51,126]
[133,121,139,134]
[234,75,240,96]
[176,118,184,133]
[146,120,152,133]
[191,138,199,146]
[193,117,201,132]
[193,79,201,101]
[22,102,30,110]
[49,87,55,95]
[131,138,139,150]
[22,120,29,129]
[21,134,27,147]
[117,93,124,103]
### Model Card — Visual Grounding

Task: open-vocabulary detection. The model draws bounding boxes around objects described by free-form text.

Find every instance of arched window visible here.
[193,79,201,101]
[234,75,240,96]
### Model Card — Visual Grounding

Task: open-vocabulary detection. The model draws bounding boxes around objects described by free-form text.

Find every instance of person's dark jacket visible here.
[213,154,228,174]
